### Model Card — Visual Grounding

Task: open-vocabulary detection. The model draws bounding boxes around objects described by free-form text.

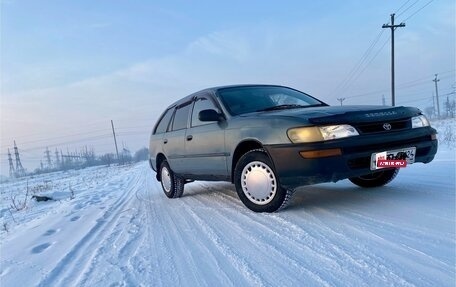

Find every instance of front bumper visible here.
[264,127,438,188]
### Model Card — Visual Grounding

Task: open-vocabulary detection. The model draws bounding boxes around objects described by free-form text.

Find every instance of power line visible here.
[396,0,420,18]
[403,0,435,22]
[342,71,455,100]
[348,35,391,88]
[18,134,113,153]
[395,0,413,14]
[4,120,111,142]
[16,128,110,147]
[328,30,386,98]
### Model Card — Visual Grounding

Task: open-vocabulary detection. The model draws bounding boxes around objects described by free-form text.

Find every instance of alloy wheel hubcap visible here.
[241,161,277,205]
[161,166,172,192]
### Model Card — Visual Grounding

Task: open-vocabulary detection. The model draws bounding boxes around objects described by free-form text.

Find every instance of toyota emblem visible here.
[383,123,392,130]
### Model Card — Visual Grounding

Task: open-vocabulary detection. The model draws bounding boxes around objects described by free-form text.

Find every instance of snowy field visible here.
[1,128,455,286]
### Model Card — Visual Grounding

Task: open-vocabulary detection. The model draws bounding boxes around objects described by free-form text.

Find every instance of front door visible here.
[183,96,228,177]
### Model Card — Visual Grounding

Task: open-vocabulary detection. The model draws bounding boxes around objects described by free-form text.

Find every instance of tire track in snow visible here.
[79,168,150,286]
[184,192,335,287]
[142,180,183,287]
[188,186,361,286]
[192,182,416,286]
[182,205,267,287]
[308,207,452,286]
[142,181,264,285]
[271,209,415,287]
[158,197,232,286]
[140,180,165,287]
[338,207,454,250]
[137,178,236,287]
[37,166,144,287]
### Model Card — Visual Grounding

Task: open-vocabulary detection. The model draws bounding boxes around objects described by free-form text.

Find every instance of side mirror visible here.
[199,109,223,122]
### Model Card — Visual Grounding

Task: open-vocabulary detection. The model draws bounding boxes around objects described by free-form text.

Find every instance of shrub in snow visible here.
[10,181,31,211]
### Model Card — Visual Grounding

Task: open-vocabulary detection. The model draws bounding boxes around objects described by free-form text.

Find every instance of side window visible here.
[172,103,192,131]
[154,108,173,134]
[191,98,219,127]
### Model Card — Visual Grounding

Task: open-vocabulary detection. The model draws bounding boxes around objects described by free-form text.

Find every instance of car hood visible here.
[241,105,422,124]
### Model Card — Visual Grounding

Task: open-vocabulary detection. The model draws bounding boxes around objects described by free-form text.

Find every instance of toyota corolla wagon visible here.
[149,85,437,212]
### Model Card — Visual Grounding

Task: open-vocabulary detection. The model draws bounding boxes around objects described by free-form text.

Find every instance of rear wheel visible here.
[159,160,184,198]
[349,168,399,188]
[234,149,293,212]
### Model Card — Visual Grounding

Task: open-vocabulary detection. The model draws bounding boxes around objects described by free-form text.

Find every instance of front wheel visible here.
[234,149,293,212]
[349,168,399,188]
[159,160,184,198]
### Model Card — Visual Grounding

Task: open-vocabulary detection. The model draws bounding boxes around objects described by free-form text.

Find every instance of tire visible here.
[159,160,184,198]
[234,149,293,212]
[349,168,399,188]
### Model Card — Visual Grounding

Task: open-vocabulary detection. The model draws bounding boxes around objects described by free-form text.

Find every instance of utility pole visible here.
[337,98,345,106]
[44,147,52,168]
[432,91,436,118]
[433,74,440,118]
[111,120,120,164]
[7,149,15,177]
[55,148,60,167]
[382,94,386,106]
[382,13,405,106]
[60,150,64,167]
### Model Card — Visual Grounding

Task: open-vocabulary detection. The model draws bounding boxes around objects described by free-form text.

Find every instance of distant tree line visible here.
[424,97,456,120]
[32,147,149,175]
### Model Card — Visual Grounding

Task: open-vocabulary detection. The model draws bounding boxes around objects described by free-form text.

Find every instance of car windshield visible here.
[217,86,325,116]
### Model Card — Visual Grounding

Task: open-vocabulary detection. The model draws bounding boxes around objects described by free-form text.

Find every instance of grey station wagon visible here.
[149,85,438,212]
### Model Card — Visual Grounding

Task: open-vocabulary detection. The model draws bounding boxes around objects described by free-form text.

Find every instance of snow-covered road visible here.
[1,150,455,286]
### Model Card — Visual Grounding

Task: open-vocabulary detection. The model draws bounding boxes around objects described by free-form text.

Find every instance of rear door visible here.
[183,94,228,177]
[150,108,174,169]
[163,102,192,174]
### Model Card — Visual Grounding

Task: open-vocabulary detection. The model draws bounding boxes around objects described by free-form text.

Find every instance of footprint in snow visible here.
[31,243,52,254]
[43,229,57,236]
[70,215,80,222]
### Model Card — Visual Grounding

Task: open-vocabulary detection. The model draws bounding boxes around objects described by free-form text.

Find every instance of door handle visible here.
[186,135,193,141]
[163,139,168,144]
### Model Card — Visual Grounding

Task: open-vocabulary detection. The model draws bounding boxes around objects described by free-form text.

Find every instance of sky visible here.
[1,0,455,176]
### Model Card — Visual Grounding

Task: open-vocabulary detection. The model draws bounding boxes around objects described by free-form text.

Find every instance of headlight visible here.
[287,125,359,143]
[411,115,430,128]
[287,127,323,143]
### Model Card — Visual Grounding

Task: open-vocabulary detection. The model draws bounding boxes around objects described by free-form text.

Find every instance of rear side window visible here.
[154,108,173,134]
[172,103,192,131]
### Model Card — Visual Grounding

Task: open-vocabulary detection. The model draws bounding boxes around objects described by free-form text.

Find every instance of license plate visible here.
[370,147,416,170]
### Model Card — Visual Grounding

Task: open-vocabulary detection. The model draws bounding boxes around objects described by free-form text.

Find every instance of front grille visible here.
[356,118,411,134]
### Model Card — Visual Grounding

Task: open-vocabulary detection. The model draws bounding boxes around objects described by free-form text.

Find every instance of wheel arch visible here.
[156,153,167,181]
[231,139,264,182]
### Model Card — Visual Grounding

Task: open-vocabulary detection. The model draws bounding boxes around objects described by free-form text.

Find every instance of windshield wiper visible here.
[256,104,323,112]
